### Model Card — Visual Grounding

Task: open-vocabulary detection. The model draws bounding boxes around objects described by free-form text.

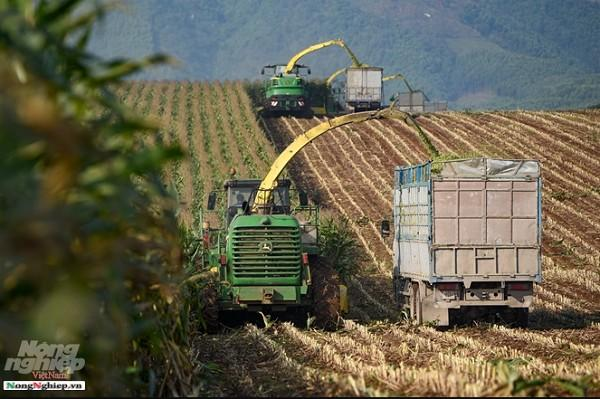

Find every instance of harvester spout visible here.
[251,106,421,213]
[284,39,364,75]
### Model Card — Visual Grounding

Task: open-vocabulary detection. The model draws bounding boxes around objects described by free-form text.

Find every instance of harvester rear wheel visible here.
[200,283,219,333]
[311,260,341,331]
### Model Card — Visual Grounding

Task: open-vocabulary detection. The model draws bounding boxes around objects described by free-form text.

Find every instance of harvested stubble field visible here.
[119,81,600,396]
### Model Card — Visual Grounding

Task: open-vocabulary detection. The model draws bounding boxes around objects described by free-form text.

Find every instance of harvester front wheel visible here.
[200,283,219,333]
[311,261,341,331]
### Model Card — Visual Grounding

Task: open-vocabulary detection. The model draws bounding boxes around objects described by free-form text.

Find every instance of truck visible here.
[346,66,383,112]
[383,158,542,327]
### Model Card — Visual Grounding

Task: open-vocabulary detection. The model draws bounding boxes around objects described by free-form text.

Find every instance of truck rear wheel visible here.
[511,308,529,328]
[311,262,341,331]
[394,277,411,313]
[200,283,219,333]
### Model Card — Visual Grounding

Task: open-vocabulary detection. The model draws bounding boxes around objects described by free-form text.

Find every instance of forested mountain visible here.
[89,0,600,110]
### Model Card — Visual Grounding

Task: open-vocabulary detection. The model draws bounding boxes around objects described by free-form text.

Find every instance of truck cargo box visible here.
[393,158,542,285]
[346,67,383,110]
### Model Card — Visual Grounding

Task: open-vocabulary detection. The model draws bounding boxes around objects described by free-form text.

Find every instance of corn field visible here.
[118,81,600,396]
[115,80,277,231]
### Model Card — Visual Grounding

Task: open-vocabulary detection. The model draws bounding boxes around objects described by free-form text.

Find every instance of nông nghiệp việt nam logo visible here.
[4,340,85,379]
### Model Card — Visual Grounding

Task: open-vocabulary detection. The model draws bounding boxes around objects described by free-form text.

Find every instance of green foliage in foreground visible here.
[0,1,199,395]
[492,360,592,396]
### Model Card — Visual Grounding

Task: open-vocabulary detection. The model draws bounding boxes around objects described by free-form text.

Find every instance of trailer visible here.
[386,158,542,327]
[346,67,383,111]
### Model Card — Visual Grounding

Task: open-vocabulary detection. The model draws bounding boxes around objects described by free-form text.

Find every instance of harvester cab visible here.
[215,179,292,226]
[207,178,318,251]
[262,64,310,78]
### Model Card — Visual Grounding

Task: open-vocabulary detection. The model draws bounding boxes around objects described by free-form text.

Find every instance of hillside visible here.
[117,80,600,396]
[92,0,600,110]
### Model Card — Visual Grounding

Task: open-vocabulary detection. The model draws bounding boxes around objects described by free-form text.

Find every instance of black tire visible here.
[393,276,399,304]
[299,107,313,118]
[200,283,219,333]
[311,261,341,331]
[513,308,529,328]
[290,307,309,329]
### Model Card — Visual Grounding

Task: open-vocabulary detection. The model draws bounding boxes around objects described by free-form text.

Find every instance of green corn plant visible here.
[491,360,592,397]
[223,83,259,176]
[318,214,365,282]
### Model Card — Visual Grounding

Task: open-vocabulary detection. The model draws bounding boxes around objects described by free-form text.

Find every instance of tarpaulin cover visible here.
[436,158,540,178]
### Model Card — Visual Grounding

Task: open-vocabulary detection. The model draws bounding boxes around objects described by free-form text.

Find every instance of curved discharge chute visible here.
[284,39,364,75]
[252,103,436,213]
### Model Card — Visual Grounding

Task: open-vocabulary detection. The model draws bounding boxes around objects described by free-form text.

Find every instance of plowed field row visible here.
[198,320,600,396]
